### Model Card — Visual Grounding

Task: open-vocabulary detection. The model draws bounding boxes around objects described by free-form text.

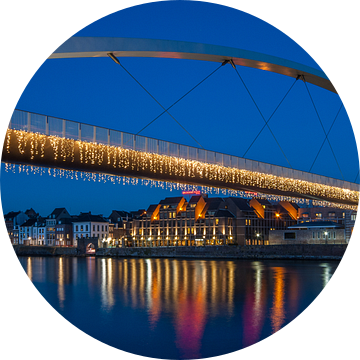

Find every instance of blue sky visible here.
[1,0,358,216]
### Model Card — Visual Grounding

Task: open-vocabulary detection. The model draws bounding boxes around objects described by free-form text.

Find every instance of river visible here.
[19,256,338,359]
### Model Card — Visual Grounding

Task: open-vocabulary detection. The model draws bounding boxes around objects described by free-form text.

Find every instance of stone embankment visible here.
[13,245,80,256]
[96,244,347,260]
[13,244,347,260]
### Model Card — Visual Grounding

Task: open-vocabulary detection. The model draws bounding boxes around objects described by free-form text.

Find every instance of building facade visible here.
[129,195,299,247]
[4,211,29,244]
[46,208,71,246]
[72,212,110,247]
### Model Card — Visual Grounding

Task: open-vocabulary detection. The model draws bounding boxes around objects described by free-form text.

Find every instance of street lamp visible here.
[324,231,328,245]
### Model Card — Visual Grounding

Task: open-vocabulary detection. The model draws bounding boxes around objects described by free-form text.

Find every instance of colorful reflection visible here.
[20,257,339,359]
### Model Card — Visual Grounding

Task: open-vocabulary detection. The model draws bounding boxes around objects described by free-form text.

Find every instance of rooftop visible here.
[289,221,343,229]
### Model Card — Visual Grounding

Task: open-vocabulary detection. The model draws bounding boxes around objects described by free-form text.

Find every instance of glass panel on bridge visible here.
[207,151,215,164]
[179,145,188,159]
[30,113,46,134]
[169,143,178,157]
[65,121,79,140]
[48,117,63,137]
[81,124,94,143]
[109,130,122,147]
[231,156,239,168]
[95,127,108,145]
[123,133,134,150]
[158,140,168,155]
[135,135,146,152]
[188,147,198,161]
[223,154,231,167]
[147,138,158,153]
[10,110,28,131]
[198,149,206,162]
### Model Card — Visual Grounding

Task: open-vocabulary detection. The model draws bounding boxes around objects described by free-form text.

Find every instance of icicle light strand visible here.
[4,129,359,206]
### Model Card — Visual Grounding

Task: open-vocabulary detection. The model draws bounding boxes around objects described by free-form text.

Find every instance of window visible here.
[302,213,309,218]
[102,225,104,231]
[284,232,296,240]
[351,214,357,221]
[97,225,100,231]
[93,225,95,231]
[86,225,88,231]
[312,232,315,239]
[328,212,336,218]
[76,225,78,231]
[334,232,336,239]
[105,225,107,232]
[215,219,219,225]
[315,213,322,219]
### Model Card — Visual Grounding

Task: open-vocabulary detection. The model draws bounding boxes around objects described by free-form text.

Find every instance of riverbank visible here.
[13,244,347,260]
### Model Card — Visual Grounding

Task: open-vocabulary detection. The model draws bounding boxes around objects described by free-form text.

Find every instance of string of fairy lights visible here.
[4,129,359,210]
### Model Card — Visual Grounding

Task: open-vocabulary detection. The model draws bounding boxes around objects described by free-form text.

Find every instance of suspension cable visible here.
[243,77,299,158]
[232,66,293,169]
[108,53,222,149]
[309,103,343,172]
[302,77,344,180]
[132,62,224,143]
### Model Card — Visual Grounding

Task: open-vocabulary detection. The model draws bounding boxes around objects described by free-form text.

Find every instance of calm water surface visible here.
[19,256,338,359]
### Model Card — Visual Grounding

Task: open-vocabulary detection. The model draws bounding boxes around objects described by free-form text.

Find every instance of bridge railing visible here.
[8,109,358,192]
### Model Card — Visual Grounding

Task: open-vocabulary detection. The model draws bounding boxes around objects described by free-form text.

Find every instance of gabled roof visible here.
[110,210,131,218]
[4,211,21,220]
[49,207,69,219]
[189,195,202,204]
[215,209,235,218]
[146,204,159,214]
[159,197,184,205]
[227,197,252,211]
[205,197,224,211]
[20,219,37,227]
[72,212,108,223]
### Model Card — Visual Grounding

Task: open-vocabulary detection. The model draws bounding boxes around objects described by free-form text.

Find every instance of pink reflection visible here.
[242,267,267,347]
[174,285,207,359]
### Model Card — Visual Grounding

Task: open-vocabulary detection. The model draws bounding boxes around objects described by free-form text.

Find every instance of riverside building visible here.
[129,195,298,247]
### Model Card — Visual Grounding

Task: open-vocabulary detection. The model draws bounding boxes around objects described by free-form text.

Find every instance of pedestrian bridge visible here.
[2,109,358,206]
[2,37,359,207]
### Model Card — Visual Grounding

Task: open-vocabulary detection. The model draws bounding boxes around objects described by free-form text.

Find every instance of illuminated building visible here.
[108,210,133,246]
[269,206,357,244]
[72,212,110,246]
[4,211,29,244]
[46,208,71,246]
[129,195,299,246]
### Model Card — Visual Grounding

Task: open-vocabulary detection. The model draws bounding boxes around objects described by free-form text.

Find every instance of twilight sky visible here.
[1,0,358,217]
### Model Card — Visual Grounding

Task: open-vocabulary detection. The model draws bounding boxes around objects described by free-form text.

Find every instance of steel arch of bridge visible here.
[49,37,336,93]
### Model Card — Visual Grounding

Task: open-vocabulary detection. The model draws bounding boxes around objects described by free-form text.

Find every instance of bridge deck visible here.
[2,110,358,206]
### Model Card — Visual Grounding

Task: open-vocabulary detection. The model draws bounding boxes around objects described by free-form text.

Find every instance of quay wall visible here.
[13,244,347,260]
[14,245,80,256]
[96,244,347,260]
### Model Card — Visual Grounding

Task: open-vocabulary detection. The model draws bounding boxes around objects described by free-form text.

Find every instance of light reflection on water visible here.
[19,256,338,359]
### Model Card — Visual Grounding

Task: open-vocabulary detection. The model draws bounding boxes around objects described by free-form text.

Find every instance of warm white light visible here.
[5,128,359,208]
